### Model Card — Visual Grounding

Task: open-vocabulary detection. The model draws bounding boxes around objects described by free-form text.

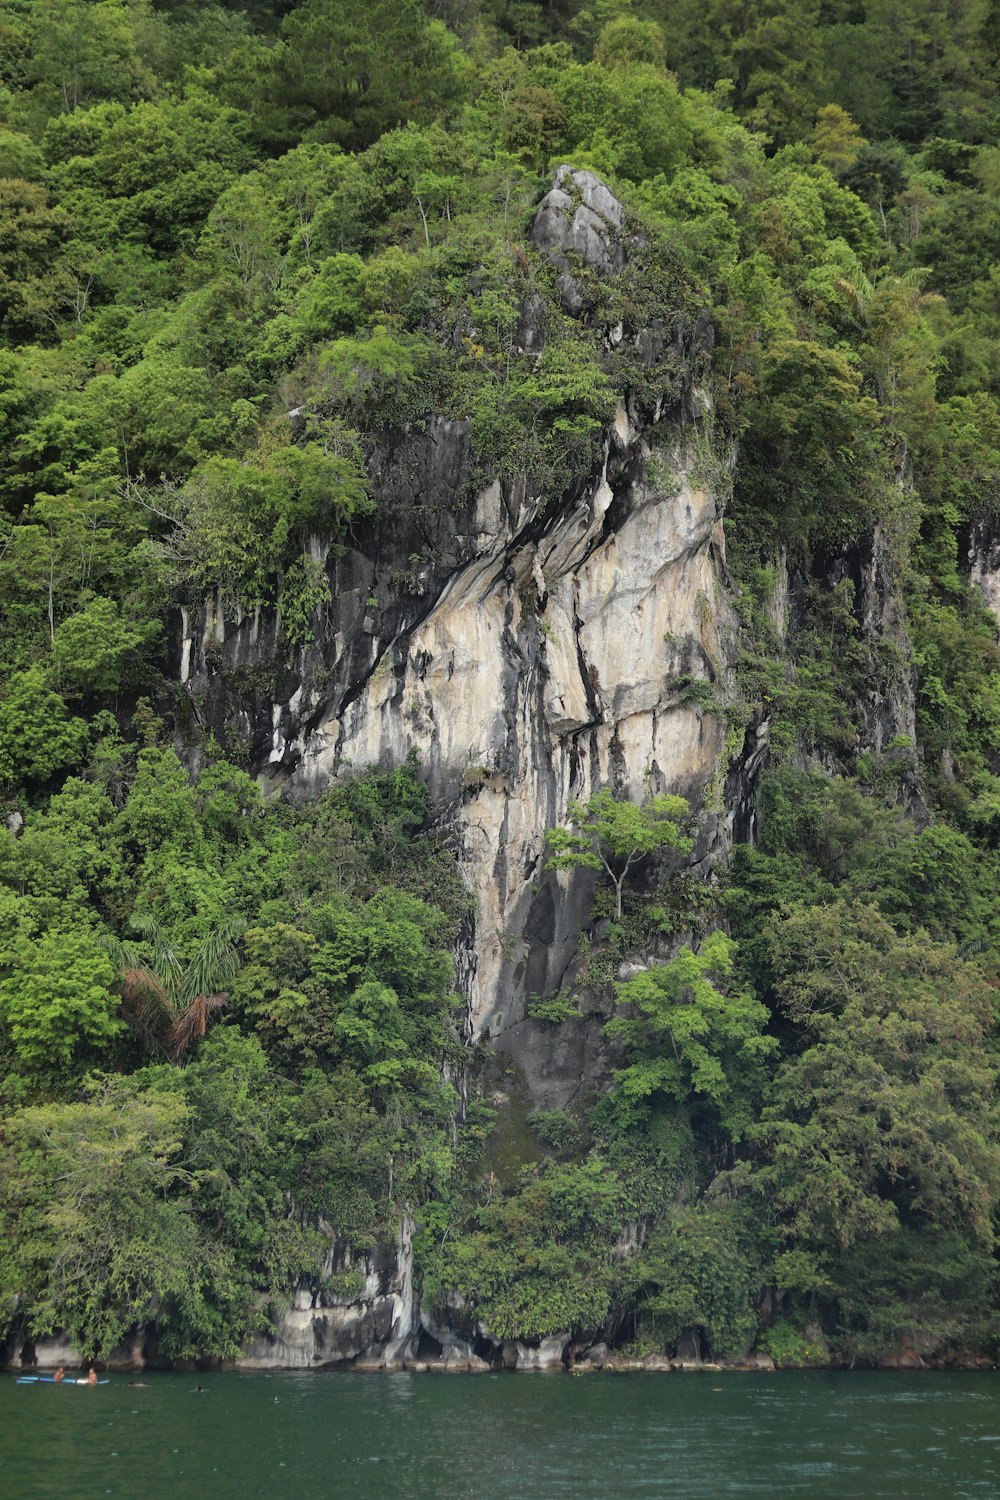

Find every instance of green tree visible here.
[286,1068,391,1244]
[0,668,88,788]
[424,1158,624,1341]
[180,436,370,618]
[753,902,1000,1353]
[548,57,694,181]
[736,338,883,543]
[0,1086,199,1358]
[2,776,117,917]
[203,176,281,289]
[647,0,827,142]
[545,789,690,918]
[161,1027,321,1353]
[50,596,153,696]
[607,931,775,1139]
[21,0,153,117]
[272,0,468,149]
[635,1201,760,1358]
[0,924,122,1089]
[108,911,245,1063]
[812,103,866,177]
[0,1044,316,1361]
[0,178,65,335]
[593,17,666,70]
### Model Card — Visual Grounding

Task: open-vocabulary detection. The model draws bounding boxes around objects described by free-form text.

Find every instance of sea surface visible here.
[1,1368,999,1499]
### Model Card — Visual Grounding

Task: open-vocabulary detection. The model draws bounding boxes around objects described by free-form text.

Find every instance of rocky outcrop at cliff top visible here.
[531,165,628,313]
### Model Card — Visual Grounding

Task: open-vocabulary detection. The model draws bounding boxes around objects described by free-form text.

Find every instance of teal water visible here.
[1,1369,999,1499]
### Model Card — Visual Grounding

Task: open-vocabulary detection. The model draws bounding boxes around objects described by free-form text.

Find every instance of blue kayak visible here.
[16,1375,109,1385]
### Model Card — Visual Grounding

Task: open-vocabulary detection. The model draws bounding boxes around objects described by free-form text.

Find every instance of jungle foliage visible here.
[2,0,1000,1366]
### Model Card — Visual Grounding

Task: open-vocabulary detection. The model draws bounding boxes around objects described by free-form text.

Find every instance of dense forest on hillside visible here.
[2,0,1000,1369]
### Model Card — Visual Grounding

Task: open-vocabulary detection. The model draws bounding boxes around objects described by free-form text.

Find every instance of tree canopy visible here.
[2,0,1000,1370]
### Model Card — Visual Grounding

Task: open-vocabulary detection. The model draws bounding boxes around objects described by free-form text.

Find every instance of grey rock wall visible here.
[176,168,734,1078]
[967,515,1000,629]
[237,1219,417,1371]
[177,413,733,1053]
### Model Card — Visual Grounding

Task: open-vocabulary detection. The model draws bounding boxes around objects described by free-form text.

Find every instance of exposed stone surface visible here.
[177,404,733,1086]
[531,166,627,275]
[878,1346,925,1370]
[172,172,730,1092]
[513,1335,569,1370]
[580,1341,608,1368]
[928,1349,996,1370]
[967,514,1000,630]
[531,165,628,313]
[724,1350,775,1372]
[802,525,920,763]
[236,1218,416,1370]
[17,1334,82,1369]
[10,1331,145,1372]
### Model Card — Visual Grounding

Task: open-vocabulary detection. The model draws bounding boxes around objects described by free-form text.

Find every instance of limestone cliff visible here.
[175,169,731,1094]
[967,515,1000,631]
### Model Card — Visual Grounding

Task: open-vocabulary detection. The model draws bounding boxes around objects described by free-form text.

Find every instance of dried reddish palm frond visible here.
[119,966,170,1009]
[164,992,229,1064]
[118,965,175,1054]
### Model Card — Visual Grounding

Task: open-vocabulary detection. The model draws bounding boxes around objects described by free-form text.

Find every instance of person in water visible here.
[53,1365,65,1383]
[86,1367,98,1385]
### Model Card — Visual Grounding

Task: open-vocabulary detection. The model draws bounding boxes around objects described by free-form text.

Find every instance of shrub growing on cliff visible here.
[632,1201,761,1360]
[0,670,89,789]
[608,931,775,1141]
[180,436,370,618]
[422,1158,626,1341]
[0,924,123,1091]
[0,1087,201,1359]
[545,790,691,920]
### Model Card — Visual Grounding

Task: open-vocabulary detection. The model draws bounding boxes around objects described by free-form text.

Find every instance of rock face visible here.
[181,429,731,1056]
[237,1219,416,1370]
[532,165,627,274]
[7,1330,146,1373]
[511,1335,568,1371]
[531,164,628,313]
[177,171,731,1082]
[812,524,919,759]
[967,515,1000,630]
[722,521,925,841]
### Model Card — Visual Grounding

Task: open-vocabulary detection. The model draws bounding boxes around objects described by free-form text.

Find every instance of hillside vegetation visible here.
[2,0,1000,1366]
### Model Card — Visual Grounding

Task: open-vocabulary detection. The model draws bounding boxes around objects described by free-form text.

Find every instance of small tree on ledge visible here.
[545,789,691,920]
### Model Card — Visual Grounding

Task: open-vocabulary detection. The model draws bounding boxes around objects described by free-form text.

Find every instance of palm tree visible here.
[108,913,245,1063]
